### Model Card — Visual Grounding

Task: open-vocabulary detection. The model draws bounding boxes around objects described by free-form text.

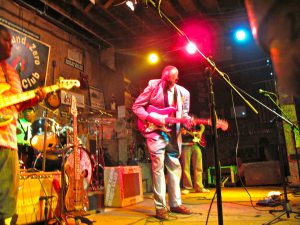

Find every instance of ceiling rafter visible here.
[170,0,187,17]
[103,0,114,9]
[94,1,138,36]
[39,0,112,47]
[70,0,119,38]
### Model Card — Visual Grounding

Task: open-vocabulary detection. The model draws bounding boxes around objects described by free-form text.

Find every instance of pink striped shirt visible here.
[0,61,23,150]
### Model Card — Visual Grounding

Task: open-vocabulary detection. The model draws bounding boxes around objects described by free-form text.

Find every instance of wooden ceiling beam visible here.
[103,0,115,9]
[84,2,94,13]
[95,2,137,35]
[71,0,118,37]
[40,0,112,47]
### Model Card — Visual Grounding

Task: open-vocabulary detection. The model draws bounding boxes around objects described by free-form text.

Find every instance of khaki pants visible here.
[0,148,19,222]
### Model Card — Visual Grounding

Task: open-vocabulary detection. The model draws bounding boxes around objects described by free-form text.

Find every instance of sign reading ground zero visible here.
[1,20,50,91]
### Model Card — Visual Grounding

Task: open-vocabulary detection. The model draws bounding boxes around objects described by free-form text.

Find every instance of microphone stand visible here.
[263,93,300,178]
[143,1,258,224]
[42,110,48,171]
[206,67,223,224]
[230,86,300,224]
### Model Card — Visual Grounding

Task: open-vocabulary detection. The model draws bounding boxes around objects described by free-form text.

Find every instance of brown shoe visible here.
[195,188,210,193]
[170,205,192,214]
[156,208,169,220]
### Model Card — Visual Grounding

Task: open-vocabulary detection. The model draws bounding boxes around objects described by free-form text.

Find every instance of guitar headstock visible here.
[216,119,229,131]
[58,79,80,90]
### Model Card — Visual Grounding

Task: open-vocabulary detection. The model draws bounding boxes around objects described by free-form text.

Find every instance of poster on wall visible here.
[89,86,105,110]
[0,18,50,91]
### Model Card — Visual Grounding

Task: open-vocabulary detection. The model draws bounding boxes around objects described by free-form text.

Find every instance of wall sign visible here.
[61,90,85,108]
[1,18,50,91]
[64,58,84,71]
[89,86,105,110]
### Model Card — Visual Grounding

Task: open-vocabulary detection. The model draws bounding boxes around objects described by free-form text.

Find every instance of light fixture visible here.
[126,0,137,11]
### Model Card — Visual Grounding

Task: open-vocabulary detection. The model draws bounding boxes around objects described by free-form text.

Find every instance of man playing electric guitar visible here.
[0,25,46,225]
[181,124,210,194]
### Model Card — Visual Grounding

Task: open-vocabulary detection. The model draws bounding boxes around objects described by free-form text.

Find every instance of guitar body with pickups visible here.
[137,105,229,134]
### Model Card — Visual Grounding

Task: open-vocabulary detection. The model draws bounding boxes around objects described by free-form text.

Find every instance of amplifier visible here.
[104,166,143,207]
[17,171,61,225]
[207,165,237,187]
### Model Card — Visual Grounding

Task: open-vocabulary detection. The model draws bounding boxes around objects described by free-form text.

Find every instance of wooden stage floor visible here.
[84,186,300,225]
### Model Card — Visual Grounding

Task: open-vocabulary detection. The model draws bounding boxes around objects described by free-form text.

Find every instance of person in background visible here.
[181,124,210,194]
[17,107,36,169]
[132,65,193,220]
[0,24,45,225]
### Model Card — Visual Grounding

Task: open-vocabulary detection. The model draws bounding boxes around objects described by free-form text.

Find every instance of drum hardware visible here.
[31,117,60,151]
[77,105,113,189]
[42,110,49,172]
[92,119,107,189]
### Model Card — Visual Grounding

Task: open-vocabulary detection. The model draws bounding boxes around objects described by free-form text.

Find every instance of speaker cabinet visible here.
[17,171,61,225]
[104,166,143,207]
[244,161,282,186]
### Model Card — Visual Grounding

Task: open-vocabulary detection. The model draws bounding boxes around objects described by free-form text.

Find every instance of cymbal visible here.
[78,118,112,125]
[78,111,105,118]
[78,110,113,118]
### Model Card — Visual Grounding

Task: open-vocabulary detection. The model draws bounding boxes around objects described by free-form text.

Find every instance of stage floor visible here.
[85,186,300,225]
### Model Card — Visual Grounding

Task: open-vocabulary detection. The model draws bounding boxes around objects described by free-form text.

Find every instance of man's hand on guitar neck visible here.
[35,87,46,102]
[184,116,195,130]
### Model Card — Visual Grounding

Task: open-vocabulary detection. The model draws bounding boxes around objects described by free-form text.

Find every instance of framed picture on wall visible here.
[89,86,105,110]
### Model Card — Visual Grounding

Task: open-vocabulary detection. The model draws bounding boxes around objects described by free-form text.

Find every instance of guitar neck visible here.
[0,84,59,109]
[73,116,80,181]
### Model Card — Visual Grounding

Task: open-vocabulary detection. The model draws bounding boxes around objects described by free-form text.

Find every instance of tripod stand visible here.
[92,119,106,189]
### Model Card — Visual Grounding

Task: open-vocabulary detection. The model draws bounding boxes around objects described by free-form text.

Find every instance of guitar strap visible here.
[17,119,28,140]
[163,88,169,107]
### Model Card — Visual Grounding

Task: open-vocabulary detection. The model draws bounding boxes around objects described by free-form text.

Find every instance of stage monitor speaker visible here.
[17,171,61,225]
[104,166,143,207]
[244,160,282,186]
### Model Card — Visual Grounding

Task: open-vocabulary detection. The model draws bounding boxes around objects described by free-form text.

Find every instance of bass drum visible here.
[31,117,60,151]
[65,147,93,184]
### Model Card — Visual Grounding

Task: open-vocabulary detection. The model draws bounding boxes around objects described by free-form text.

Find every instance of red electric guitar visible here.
[64,96,88,213]
[137,105,228,134]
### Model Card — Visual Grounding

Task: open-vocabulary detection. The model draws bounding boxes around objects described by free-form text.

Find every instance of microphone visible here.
[258,89,277,97]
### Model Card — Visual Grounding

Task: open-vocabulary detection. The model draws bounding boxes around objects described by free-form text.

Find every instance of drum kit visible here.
[21,109,112,188]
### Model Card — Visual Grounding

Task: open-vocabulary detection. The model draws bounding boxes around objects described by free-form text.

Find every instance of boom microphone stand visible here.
[229,86,300,224]
[206,67,223,224]
[261,93,300,225]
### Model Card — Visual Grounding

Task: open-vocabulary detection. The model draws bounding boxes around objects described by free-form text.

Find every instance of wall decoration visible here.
[89,86,105,110]
[61,90,85,108]
[0,18,50,91]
